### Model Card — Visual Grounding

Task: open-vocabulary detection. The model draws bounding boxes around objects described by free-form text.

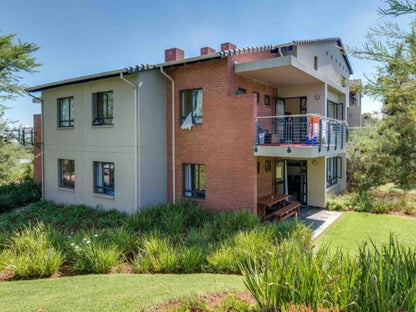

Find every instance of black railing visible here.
[1,127,34,146]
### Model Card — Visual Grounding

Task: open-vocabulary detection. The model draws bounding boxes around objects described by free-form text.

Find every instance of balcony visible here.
[254,114,348,158]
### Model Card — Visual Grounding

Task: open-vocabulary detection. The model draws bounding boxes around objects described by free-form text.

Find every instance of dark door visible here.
[286,160,307,204]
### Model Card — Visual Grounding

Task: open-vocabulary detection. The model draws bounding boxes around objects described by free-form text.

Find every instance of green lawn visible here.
[315,212,416,254]
[0,274,244,312]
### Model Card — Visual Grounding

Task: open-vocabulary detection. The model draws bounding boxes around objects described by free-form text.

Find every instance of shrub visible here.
[0,180,41,213]
[178,245,206,273]
[98,227,138,258]
[72,234,121,274]
[240,234,416,311]
[1,223,63,278]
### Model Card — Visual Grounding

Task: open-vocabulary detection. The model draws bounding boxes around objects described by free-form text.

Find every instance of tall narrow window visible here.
[183,164,205,199]
[58,97,74,127]
[252,91,260,103]
[264,95,270,106]
[180,89,203,124]
[94,161,115,196]
[314,56,318,70]
[92,91,113,125]
[58,159,75,189]
[327,157,342,187]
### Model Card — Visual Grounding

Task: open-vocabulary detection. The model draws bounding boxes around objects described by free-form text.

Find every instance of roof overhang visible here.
[235,55,348,93]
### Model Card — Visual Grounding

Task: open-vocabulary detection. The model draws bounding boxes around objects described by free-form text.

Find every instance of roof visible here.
[27,37,353,92]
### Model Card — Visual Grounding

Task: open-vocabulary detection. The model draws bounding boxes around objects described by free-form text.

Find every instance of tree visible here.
[351,0,416,191]
[0,32,40,185]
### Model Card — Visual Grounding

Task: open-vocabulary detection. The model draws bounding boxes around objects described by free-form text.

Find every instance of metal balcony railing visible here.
[255,114,348,152]
[1,127,34,146]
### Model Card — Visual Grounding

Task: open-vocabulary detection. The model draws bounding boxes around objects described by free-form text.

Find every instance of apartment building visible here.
[29,37,352,213]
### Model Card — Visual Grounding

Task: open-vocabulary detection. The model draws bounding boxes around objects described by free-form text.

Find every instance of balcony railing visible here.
[254,114,348,153]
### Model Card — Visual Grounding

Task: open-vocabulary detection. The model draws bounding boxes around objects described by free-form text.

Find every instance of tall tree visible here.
[351,0,416,191]
[0,32,40,184]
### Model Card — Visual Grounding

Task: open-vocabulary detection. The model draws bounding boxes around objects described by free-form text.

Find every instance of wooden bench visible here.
[266,202,301,222]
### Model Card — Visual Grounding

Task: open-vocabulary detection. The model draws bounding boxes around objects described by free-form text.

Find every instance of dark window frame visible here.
[257,161,260,174]
[314,56,318,70]
[265,160,271,172]
[93,161,115,196]
[58,159,75,189]
[236,87,246,95]
[183,163,205,199]
[327,100,344,120]
[92,91,114,126]
[264,95,270,106]
[57,97,74,128]
[327,157,342,187]
[180,88,203,125]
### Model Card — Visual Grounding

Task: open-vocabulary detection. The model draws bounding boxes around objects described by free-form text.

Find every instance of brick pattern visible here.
[200,47,216,55]
[221,42,237,51]
[257,157,275,198]
[165,48,185,62]
[166,50,278,211]
[33,114,42,184]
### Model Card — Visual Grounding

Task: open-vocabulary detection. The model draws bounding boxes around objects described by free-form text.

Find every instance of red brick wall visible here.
[257,157,275,198]
[166,50,278,212]
[33,114,42,184]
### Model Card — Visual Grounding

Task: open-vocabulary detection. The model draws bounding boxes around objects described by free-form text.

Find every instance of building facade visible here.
[30,37,352,213]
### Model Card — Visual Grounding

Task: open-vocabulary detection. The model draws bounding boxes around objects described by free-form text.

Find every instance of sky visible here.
[0,0,410,126]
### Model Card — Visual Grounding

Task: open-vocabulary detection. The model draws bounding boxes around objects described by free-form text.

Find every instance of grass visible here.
[0,274,244,312]
[315,212,416,254]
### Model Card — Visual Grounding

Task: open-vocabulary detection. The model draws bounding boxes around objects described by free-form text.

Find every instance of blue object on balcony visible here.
[305,136,317,145]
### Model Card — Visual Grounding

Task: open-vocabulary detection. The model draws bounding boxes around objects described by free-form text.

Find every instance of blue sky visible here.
[0,0,408,126]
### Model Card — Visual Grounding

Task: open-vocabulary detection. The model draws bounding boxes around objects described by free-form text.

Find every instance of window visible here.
[58,97,74,127]
[265,160,271,172]
[236,87,246,95]
[327,157,342,187]
[94,162,115,196]
[264,95,270,106]
[183,164,205,199]
[314,56,318,70]
[257,161,260,174]
[327,100,344,120]
[92,91,113,125]
[180,89,203,124]
[58,159,75,189]
[252,91,260,103]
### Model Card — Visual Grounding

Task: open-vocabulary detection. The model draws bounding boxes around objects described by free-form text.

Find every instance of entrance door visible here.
[286,160,307,205]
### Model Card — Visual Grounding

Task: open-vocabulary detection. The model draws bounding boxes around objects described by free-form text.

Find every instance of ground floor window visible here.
[58,159,75,189]
[183,164,205,199]
[93,161,114,196]
[327,157,342,187]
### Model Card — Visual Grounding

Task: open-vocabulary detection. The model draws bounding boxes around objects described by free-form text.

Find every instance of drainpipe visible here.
[159,67,176,203]
[27,92,45,199]
[120,73,139,212]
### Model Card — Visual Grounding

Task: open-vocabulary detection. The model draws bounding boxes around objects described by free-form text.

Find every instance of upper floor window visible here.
[327,100,344,120]
[327,157,342,187]
[180,89,203,124]
[92,91,113,126]
[264,95,270,106]
[314,56,318,70]
[58,97,74,127]
[183,163,205,199]
[58,159,75,189]
[93,161,114,196]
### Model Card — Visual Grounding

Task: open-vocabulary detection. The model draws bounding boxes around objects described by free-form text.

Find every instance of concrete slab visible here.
[296,207,343,240]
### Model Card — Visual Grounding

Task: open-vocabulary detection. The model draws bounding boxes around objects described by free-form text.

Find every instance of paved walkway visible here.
[297,207,343,240]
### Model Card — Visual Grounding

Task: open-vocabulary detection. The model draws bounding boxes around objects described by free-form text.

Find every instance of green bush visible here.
[1,223,63,278]
[98,227,138,258]
[0,180,41,213]
[240,234,416,311]
[72,234,121,274]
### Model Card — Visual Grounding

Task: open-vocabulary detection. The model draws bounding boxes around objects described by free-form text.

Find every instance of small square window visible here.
[58,159,75,189]
[183,164,205,199]
[265,160,271,172]
[236,87,246,95]
[264,95,270,106]
[92,91,113,126]
[58,97,74,127]
[94,161,115,196]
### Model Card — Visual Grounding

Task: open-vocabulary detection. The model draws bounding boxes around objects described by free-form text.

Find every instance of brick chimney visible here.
[165,48,184,62]
[220,42,237,51]
[200,46,216,55]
